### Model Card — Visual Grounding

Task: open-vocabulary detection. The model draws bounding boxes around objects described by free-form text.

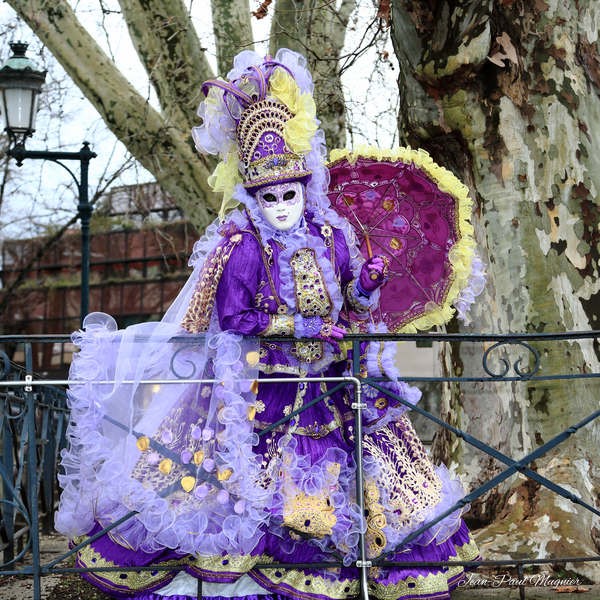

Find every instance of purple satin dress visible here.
[64,215,478,600]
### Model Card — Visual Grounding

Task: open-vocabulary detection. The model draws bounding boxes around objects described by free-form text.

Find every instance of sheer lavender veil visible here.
[55,210,271,556]
[54,48,354,555]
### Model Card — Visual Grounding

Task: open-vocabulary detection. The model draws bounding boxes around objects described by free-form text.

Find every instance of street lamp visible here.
[0,41,97,324]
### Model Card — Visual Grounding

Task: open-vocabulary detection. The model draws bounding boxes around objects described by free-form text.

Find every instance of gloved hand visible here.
[358,255,390,295]
[315,319,346,342]
[295,316,345,343]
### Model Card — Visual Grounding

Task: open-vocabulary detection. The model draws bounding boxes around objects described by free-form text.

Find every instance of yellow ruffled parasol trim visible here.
[328,146,476,333]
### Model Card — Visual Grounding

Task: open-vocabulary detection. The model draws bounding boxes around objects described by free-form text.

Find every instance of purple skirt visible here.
[76,521,476,600]
[73,376,478,600]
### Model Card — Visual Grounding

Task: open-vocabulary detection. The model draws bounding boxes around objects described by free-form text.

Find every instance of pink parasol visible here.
[327,149,478,332]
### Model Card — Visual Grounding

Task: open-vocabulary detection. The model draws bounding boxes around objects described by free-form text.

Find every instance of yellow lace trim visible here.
[369,536,479,599]
[294,419,342,439]
[191,552,272,575]
[282,488,338,538]
[369,565,465,600]
[291,340,325,363]
[74,532,479,597]
[252,567,359,599]
[74,538,186,592]
[328,145,476,333]
[257,361,308,376]
[209,150,243,220]
[291,248,333,317]
[364,480,388,559]
[453,536,480,562]
[363,418,442,538]
[345,277,372,313]
[254,535,477,600]
[269,68,318,155]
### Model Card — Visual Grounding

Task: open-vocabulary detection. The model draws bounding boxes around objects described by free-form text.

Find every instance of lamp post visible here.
[0,42,97,324]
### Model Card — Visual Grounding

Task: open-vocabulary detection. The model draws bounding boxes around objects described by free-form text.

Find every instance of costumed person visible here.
[55,49,484,600]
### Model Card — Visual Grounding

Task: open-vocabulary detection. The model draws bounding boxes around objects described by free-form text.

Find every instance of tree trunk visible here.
[211,0,255,76]
[270,0,357,150]
[391,0,600,579]
[118,0,214,130]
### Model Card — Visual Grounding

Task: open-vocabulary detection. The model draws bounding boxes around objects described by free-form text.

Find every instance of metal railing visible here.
[0,331,598,600]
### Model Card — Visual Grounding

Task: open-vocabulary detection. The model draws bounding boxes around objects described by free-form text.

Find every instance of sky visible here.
[0,0,399,241]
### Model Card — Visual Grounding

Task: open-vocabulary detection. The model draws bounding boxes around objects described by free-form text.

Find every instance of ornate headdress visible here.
[192,50,320,216]
[235,95,310,189]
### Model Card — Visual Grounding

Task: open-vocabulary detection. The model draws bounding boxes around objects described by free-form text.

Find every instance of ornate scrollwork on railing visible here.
[0,350,11,379]
[1,388,28,421]
[169,344,203,380]
[482,340,541,379]
[0,467,32,567]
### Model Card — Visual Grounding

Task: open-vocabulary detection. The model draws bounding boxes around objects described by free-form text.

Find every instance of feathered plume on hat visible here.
[193,49,322,217]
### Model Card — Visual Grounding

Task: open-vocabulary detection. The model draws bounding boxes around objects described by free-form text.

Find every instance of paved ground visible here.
[1,533,597,599]
[1,533,66,599]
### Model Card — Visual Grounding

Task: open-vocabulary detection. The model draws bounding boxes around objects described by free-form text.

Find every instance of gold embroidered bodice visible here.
[290,247,333,318]
[289,247,333,363]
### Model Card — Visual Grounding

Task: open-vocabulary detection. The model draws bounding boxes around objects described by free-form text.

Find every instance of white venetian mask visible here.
[255,181,305,231]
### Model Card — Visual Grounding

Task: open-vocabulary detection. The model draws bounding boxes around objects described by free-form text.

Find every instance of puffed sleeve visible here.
[332,226,376,314]
[214,233,273,336]
[332,227,355,288]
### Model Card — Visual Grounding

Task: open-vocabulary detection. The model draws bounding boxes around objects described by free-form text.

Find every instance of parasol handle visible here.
[364,234,381,281]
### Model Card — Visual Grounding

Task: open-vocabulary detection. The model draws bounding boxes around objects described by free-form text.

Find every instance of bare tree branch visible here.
[117,0,213,130]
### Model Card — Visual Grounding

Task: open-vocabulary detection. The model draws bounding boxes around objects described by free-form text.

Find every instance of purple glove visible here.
[358,255,390,295]
[295,315,345,343]
[316,319,346,342]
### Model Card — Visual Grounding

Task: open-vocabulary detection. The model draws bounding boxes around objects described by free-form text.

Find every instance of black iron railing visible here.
[0,331,598,600]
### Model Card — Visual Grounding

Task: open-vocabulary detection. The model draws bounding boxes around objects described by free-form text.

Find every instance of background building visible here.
[0,182,198,375]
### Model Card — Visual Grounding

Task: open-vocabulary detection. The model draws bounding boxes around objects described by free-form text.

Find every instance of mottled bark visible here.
[211,0,254,76]
[6,0,219,229]
[392,0,600,579]
[270,0,357,149]
[118,0,213,130]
